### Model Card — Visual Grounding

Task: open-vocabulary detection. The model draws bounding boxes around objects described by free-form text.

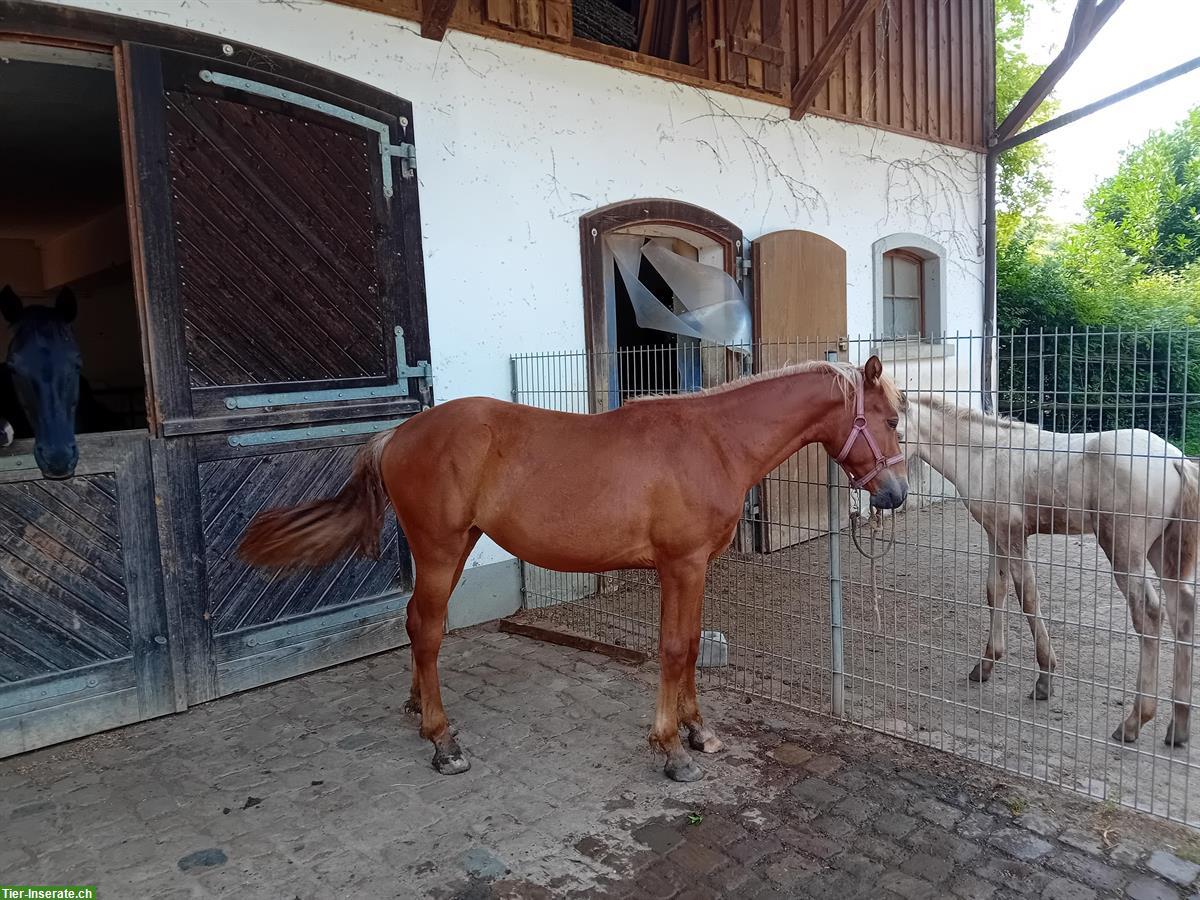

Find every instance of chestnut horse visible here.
[240,357,907,781]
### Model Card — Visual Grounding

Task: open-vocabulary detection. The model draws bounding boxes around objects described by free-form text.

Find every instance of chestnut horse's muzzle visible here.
[870,472,908,509]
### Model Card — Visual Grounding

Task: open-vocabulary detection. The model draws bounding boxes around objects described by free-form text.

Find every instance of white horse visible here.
[900,394,1199,746]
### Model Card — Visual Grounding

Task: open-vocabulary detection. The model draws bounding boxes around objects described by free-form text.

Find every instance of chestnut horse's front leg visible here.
[652,557,709,782]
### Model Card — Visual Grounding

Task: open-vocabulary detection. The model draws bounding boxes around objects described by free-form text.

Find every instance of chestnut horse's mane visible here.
[628,359,902,410]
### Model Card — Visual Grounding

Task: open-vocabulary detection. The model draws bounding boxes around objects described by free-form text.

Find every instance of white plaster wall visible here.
[46,0,986,567]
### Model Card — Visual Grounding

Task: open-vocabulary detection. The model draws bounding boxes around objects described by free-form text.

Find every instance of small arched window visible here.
[872,233,947,343]
[880,249,924,339]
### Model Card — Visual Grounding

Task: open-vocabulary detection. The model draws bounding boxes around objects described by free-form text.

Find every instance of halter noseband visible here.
[834,375,904,490]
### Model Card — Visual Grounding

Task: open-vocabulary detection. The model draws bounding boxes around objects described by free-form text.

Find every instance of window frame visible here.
[871,233,949,357]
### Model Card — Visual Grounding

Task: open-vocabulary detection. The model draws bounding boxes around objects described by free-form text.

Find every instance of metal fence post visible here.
[509,355,528,611]
[825,349,846,718]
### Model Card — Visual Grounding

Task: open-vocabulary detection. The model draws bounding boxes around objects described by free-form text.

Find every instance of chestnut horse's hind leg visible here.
[677,593,722,755]
[653,558,708,782]
[406,529,481,775]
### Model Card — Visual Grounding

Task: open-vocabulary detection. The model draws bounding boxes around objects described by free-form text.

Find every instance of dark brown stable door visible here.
[122,44,428,704]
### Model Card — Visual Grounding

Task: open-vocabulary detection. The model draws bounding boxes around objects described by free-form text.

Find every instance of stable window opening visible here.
[0,43,148,475]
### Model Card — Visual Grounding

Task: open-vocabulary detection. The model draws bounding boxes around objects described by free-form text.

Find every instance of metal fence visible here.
[510,332,1200,826]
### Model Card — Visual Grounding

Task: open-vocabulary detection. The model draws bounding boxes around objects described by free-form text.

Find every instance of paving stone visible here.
[901,852,956,883]
[666,841,725,876]
[634,822,686,855]
[812,814,856,840]
[879,869,941,900]
[726,836,782,865]
[804,754,845,777]
[906,826,982,864]
[790,776,847,809]
[911,797,964,828]
[990,828,1054,861]
[834,852,886,881]
[1046,849,1128,891]
[1041,878,1096,900]
[876,812,919,838]
[1060,830,1106,856]
[834,795,881,825]
[1149,852,1200,887]
[1016,811,1061,838]
[1126,877,1183,900]
[952,874,998,900]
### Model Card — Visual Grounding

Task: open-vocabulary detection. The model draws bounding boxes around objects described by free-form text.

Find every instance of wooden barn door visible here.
[753,230,847,552]
[0,434,178,756]
[121,45,428,704]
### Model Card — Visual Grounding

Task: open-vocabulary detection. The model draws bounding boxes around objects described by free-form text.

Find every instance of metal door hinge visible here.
[199,69,415,195]
[738,255,752,275]
[224,327,432,411]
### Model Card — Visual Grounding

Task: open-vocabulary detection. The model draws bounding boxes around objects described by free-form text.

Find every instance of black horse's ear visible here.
[0,286,23,324]
[55,287,78,323]
[863,355,884,386]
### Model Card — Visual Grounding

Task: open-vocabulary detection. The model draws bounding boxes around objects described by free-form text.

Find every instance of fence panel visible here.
[510,332,1200,825]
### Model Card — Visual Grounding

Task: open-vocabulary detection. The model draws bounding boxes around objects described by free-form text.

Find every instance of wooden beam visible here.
[421,0,459,41]
[789,0,882,119]
[995,54,1200,153]
[993,0,1123,143]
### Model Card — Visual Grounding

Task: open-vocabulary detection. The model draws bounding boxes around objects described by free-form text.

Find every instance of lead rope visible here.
[848,487,895,634]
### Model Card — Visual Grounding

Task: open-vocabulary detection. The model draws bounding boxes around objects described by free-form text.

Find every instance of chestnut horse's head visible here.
[828,356,908,509]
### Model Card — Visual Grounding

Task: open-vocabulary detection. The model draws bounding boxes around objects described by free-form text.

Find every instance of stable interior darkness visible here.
[0,45,147,434]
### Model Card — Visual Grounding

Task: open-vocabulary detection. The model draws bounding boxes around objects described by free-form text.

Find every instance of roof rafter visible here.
[788,0,882,120]
[421,0,459,41]
[993,0,1125,144]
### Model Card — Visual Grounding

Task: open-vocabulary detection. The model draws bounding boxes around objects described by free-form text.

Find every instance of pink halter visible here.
[834,375,905,490]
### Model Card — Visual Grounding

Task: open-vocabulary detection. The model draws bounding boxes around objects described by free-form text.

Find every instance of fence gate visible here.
[123,44,428,703]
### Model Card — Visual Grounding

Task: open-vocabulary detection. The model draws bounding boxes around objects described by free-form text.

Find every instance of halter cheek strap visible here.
[834,375,905,490]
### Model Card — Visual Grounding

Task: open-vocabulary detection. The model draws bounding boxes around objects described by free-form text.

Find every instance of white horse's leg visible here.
[1150,532,1194,747]
[969,544,1009,683]
[1100,523,1164,743]
[1009,550,1057,700]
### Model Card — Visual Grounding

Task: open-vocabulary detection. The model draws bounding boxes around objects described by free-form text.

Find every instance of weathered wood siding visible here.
[329,0,993,151]
[794,0,990,149]
[200,445,407,634]
[0,475,129,680]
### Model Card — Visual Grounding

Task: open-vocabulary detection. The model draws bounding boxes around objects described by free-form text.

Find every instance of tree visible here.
[994,0,1058,244]
[1086,108,1200,275]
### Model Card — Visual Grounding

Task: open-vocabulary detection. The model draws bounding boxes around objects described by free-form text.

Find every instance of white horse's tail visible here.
[1170,458,1200,578]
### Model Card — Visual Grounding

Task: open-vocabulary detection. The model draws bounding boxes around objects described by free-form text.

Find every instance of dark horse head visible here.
[1,285,82,479]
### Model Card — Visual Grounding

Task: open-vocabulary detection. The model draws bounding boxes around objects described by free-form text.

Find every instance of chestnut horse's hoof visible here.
[1165,721,1189,747]
[664,757,704,783]
[688,728,724,754]
[432,745,471,775]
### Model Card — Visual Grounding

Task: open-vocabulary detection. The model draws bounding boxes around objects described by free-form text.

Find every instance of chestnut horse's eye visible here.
[888,419,899,430]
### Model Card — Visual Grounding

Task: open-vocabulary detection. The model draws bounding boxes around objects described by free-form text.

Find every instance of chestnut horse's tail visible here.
[239,429,393,570]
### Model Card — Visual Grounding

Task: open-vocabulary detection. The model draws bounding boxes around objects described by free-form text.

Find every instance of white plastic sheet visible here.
[607,235,752,351]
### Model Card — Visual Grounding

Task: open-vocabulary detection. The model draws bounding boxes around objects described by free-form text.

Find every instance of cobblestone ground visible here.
[3,624,1200,899]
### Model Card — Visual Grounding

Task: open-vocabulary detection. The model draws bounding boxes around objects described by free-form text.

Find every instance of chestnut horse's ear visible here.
[0,285,23,324]
[863,355,884,386]
[55,287,78,323]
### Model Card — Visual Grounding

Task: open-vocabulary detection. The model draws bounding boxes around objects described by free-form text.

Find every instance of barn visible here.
[0,0,990,756]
